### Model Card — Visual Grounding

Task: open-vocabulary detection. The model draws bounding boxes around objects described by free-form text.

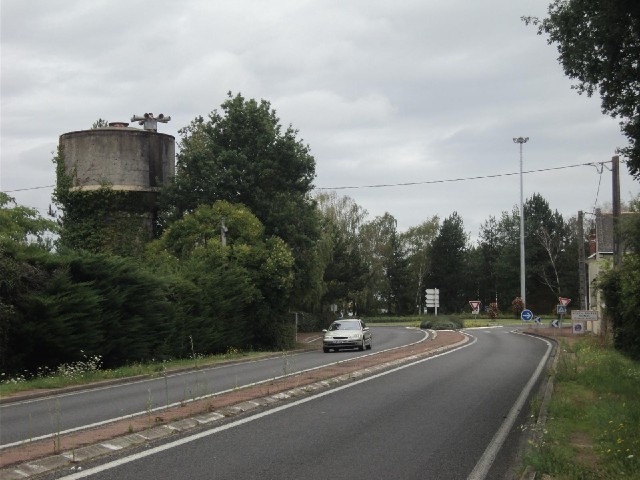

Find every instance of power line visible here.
[2,184,55,193]
[314,161,610,191]
[2,160,613,194]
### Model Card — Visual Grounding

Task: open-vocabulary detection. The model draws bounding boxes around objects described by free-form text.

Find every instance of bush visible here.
[420,315,463,330]
[512,297,524,318]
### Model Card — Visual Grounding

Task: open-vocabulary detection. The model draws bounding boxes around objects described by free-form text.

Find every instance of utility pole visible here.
[578,210,587,309]
[513,137,529,307]
[221,217,228,247]
[612,155,621,267]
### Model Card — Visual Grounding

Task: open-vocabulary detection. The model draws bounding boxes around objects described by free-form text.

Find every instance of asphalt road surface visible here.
[42,327,551,480]
[1,326,425,448]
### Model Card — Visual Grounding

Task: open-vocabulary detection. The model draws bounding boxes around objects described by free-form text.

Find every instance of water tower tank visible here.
[57,124,175,254]
[59,126,175,192]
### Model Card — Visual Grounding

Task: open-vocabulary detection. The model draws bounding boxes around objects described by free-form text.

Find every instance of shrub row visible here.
[0,243,294,376]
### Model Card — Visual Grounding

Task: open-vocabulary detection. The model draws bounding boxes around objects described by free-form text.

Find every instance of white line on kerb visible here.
[466,332,552,480]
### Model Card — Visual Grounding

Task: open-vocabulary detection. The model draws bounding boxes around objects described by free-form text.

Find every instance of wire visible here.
[315,161,610,191]
[2,184,55,193]
[3,160,612,194]
[593,164,604,213]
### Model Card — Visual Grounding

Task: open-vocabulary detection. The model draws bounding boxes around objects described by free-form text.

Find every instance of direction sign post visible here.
[521,309,533,322]
[425,288,440,316]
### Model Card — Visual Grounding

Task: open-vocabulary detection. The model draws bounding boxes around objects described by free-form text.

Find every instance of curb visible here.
[0,333,465,479]
[517,331,560,480]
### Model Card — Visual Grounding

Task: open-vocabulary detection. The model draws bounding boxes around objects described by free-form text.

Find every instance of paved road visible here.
[43,327,552,480]
[0,326,426,448]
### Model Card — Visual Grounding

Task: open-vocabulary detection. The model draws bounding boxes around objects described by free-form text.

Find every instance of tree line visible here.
[2,91,639,376]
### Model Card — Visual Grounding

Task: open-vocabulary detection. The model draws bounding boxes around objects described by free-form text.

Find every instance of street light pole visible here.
[513,137,529,308]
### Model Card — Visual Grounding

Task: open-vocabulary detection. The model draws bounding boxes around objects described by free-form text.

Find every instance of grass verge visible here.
[524,336,640,479]
[0,350,279,397]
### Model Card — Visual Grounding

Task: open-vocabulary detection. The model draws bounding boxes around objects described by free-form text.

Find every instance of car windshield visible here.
[328,321,361,331]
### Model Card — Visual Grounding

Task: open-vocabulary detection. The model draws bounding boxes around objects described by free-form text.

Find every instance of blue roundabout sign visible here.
[521,309,534,322]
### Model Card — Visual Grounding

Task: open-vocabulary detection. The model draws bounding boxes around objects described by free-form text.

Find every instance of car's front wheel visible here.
[359,338,365,351]
[366,337,372,350]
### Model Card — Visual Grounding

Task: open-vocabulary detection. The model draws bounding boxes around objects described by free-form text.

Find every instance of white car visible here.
[322,319,372,353]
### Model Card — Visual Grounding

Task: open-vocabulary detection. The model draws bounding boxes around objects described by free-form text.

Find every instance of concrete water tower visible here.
[57,114,175,255]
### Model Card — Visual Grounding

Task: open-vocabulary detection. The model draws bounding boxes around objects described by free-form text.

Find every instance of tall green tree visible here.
[146,201,295,353]
[477,194,579,313]
[524,193,577,312]
[162,92,320,308]
[492,207,522,311]
[401,217,439,314]
[359,213,411,315]
[315,192,369,316]
[426,212,469,313]
[525,1,640,178]
[477,215,503,308]
[0,192,58,248]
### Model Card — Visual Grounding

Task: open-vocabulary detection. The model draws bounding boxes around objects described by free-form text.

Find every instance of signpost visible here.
[571,310,597,321]
[425,288,440,316]
[572,321,586,334]
[521,309,533,322]
[557,297,571,329]
[469,300,481,315]
[571,310,597,335]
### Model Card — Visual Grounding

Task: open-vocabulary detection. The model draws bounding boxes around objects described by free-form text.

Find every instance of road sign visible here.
[551,319,559,328]
[534,316,541,324]
[559,297,571,307]
[469,301,481,314]
[521,309,533,321]
[556,305,567,315]
[571,310,598,321]
[572,321,586,334]
[425,288,440,308]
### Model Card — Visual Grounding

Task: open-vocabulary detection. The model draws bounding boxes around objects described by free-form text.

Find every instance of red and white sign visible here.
[559,297,571,307]
[469,301,481,313]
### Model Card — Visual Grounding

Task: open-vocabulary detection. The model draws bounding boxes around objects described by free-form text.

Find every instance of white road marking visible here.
[466,332,552,480]
[1,328,429,450]
[55,333,473,479]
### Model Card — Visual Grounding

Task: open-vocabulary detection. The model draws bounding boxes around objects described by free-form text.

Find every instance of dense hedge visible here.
[0,243,294,376]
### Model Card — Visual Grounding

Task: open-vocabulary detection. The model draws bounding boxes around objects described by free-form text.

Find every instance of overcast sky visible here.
[2,0,638,241]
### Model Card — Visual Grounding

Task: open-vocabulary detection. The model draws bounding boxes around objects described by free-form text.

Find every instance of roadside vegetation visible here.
[1,90,638,397]
[0,315,531,397]
[0,347,283,397]
[525,335,640,479]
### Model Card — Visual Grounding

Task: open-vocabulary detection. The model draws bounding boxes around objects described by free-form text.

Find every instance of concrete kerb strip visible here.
[0,332,466,480]
[517,330,560,480]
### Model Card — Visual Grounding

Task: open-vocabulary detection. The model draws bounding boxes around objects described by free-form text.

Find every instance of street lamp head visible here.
[513,137,529,144]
